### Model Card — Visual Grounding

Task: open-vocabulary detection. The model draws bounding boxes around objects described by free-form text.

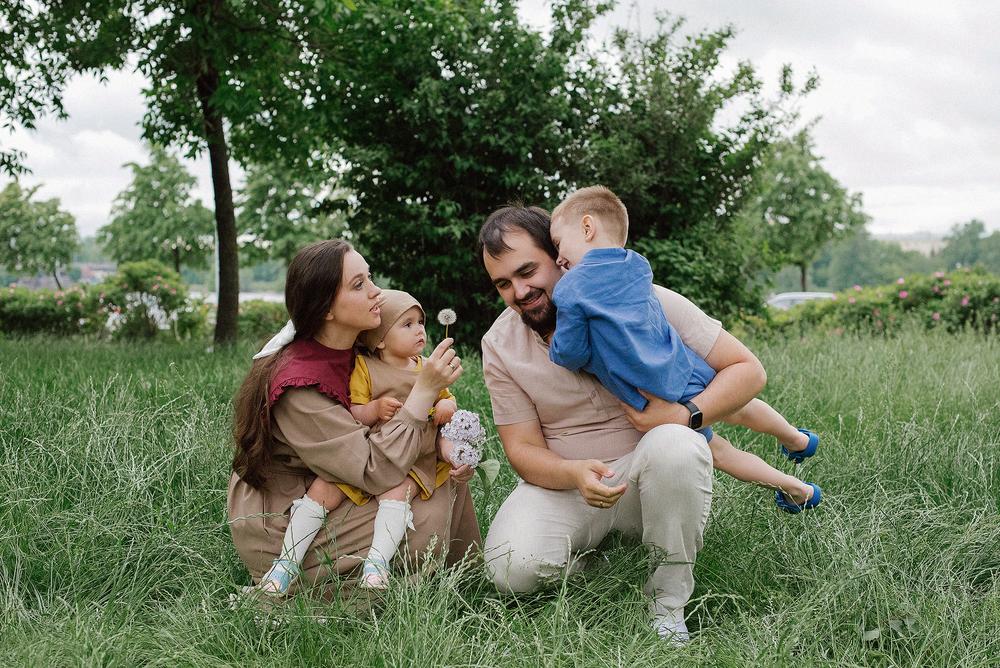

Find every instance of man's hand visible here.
[375,396,404,422]
[570,459,628,508]
[433,398,457,426]
[621,389,689,433]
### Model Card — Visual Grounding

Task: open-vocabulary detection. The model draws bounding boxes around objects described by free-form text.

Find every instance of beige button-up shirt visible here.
[481,286,721,462]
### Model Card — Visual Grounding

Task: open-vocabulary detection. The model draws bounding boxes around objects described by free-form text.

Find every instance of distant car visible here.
[766,291,837,310]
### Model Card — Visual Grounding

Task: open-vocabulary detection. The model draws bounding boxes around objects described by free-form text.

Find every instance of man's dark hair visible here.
[477,204,558,267]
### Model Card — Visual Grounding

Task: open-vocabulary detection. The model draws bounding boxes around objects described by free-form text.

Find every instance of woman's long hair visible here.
[232,239,353,489]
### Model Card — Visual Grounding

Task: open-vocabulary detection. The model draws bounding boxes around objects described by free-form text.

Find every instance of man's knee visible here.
[485,549,543,594]
[633,424,712,476]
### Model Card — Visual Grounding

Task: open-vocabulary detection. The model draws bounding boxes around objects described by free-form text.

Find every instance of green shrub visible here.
[238,299,288,344]
[94,261,209,340]
[0,285,101,336]
[776,268,1000,335]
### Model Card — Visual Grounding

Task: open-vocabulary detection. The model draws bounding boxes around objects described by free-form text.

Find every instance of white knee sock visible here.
[276,493,327,567]
[363,499,414,574]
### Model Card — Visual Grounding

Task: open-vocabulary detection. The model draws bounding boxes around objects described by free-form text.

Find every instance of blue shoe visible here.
[782,428,819,464]
[258,558,299,596]
[775,483,822,514]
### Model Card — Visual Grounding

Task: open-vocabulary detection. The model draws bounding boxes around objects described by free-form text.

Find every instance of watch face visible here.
[689,411,703,430]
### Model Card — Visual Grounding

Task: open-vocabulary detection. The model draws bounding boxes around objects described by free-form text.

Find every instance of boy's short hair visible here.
[551,185,629,245]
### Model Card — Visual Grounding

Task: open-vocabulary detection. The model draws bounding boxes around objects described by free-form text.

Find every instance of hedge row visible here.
[0,261,289,341]
[767,268,1000,336]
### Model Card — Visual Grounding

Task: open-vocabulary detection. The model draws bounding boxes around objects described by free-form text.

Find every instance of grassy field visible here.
[1,329,998,666]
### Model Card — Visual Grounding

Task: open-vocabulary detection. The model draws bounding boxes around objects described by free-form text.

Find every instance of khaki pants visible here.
[484,424,713,617]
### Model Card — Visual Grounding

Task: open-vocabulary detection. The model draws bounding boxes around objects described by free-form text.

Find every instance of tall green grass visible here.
[1,329,997,666]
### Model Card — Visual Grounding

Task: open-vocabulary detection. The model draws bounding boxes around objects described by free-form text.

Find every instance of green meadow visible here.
[1,328,998,666]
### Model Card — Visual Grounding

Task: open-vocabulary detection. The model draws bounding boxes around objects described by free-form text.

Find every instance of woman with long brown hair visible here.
[227,239,480,591]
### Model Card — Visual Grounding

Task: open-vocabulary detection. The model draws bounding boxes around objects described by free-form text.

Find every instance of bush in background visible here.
[95,261,208,340]
[1,261,209,340]
[774,268,1000,336]
[0,285,99,336]
[238,299,287,345]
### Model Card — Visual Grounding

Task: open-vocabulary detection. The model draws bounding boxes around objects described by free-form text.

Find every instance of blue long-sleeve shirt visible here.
[549,248,716,438]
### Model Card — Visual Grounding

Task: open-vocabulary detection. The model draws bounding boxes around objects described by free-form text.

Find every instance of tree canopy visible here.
[99,146,214,275]
[0,182,78,288]
[742,130,868,291]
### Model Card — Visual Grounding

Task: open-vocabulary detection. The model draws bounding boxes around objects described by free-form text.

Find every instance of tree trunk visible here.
[52,266,63,290]
[173,247,181,275]
[799,263,807,292]
[195,52,239,346]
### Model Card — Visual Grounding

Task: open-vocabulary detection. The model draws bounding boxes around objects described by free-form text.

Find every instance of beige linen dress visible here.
[227,387,480,585]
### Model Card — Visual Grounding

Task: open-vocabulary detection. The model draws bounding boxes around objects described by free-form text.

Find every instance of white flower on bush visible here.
[104,291,179,334]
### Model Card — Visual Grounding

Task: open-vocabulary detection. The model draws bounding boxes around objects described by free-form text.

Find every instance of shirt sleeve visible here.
[652,285,722,360]
[349,355,373,405]
[272,387,431,495]
[548,295,592,371]
[481,334,539,426]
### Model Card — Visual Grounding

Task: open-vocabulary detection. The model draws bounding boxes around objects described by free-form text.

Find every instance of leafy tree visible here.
[302,0,604,339]
[769,227,934,292]
[99,146,214,275]
[237,162,348,266]
[573,16,815,321]
[0,182,78,288]
[744,130,868,291]
[937,219,1000,274]
[3,0,355,344]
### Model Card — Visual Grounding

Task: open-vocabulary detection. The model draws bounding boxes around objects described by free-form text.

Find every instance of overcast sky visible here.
[5,0,999,239]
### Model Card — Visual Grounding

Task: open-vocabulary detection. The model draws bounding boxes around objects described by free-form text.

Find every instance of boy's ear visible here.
[581,214,596,241]
[376,341,386,350]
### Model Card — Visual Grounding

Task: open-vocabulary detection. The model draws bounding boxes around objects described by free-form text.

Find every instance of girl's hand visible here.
[449,464,474,484]
[375,396,403,422]
[433,398,457,426]
[419,338,462,392]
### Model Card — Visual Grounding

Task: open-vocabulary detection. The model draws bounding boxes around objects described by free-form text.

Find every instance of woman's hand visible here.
[569,459,627,508]
[418,338,463,392]
[620,390,689,433]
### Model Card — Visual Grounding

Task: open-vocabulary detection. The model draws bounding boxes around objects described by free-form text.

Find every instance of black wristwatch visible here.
[682,400,703,430]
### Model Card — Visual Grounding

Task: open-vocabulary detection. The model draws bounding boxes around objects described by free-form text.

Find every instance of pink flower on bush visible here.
[897,277,905,285]
[898,290,908,299]
[961,295,970,307]
[152,284,160,290]
[932,312,941,321]
[943,279,952,286]
[853,285,862,292]
[848,297,856,304]
[932,285,940,294]
[56,300,63,306]
[934,271,945,278]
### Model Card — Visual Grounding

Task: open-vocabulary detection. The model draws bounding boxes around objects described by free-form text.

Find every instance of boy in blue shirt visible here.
[549,186,821,512]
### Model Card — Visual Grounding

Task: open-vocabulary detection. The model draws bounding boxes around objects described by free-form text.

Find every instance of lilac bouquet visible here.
[440,409,487,468]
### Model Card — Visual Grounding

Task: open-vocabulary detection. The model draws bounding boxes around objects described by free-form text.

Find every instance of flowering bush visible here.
[773,268,1000,336]
[94,261,207,340]
[0,285,101,336]
[238,300,289,344]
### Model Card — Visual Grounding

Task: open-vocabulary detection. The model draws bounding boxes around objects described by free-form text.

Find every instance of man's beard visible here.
[517,288,557,337]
